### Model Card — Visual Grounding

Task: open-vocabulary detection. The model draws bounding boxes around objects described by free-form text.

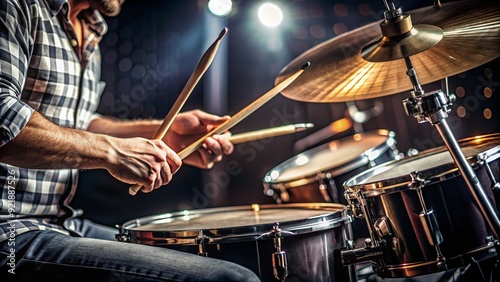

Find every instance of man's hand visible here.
[164,109,234,168]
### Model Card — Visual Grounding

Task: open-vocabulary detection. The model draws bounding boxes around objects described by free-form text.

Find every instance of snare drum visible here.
[263,130,399,205]
[343,133,500,278]
[117,203,353,282]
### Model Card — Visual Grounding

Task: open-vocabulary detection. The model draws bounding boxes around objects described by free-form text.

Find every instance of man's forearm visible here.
[87,115,161,139]
[0,111,112,169]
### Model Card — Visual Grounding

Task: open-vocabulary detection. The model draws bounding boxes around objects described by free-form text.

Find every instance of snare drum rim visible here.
[344,133,500,197]
[263,130,396,191]
[118,203,352,245]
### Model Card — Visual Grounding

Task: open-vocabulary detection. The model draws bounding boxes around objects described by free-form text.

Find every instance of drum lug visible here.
[409,171,425,189]
[416,186,447,270]
[486,235,496,244]
[345,239,355,250]
[115,233,130,242]
[374,216,394,238]
[344,190,364,219]
[259,223,294,281]
[115,225,131,242]
[419,209,443,246]
[479,154,500,191]
[272,250,287,281]
[195,230,210,257]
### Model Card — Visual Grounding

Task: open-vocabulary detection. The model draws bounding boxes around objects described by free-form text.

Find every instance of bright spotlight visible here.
[258,3,283,27]
[208,0,233,17]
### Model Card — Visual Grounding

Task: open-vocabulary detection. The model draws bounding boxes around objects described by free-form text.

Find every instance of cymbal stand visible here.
[402,56,500,239]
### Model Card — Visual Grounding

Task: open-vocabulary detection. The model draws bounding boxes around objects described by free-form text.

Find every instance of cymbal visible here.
[275,0,500,103]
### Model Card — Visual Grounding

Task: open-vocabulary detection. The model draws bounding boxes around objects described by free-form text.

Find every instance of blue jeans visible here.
[0,219,260,281]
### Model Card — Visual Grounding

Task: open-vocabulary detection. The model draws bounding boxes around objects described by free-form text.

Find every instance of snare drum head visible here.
[264,130,395,185]
[119,203,350,245]
[346,133,500,195]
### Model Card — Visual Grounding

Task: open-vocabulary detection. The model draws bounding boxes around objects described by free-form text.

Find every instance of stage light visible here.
[258,3,283,27]
[208,0,232,17]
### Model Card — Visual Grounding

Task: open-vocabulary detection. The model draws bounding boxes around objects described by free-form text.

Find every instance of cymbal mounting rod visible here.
[383,0,394,12]
[436,119,500,239]
[403,86,500,239]
[404,57,424,97]
[383,0,401,20]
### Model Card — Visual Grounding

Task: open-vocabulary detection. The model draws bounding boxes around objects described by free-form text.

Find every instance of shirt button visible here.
[71,39,78,47]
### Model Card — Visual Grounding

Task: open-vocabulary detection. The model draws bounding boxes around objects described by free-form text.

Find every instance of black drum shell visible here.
[117,203,354,282]
[344,134,500,278]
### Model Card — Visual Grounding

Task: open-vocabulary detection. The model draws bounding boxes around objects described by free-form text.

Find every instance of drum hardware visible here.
[445,259,482,282]
[372,1,500,273]
[444,237,498,282]
[116,233,129,243]
[257,223,295,281]
[401,54,500,239]
[344,191,363,220]
[195,230,209,257]
[365,0,500,239]
[116,223,130,242]
[479,152,500,192]
[407,148,419,157]
[270,0,500,278]
[373,217,394,239]
[342,134,500,278]
[411,171,447,270]
[341,238,383,266]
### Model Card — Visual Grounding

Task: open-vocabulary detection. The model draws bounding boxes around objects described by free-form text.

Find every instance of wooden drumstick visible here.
[227,123,314,144]
[129,28,228,196]
[177,62,310,160]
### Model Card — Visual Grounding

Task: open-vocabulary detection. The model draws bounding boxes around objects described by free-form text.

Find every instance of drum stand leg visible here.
[438,256,495,282]
[402,56,500,239]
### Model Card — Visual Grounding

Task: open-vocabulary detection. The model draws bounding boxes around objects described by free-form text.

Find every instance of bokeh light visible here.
[258,3,283,27]
[208,0,233,17]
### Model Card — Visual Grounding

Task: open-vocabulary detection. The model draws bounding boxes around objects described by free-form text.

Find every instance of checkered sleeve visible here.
[0,0,35,146]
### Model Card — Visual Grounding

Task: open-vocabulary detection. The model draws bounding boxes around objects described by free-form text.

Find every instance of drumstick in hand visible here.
[177,62,310,159]
[129,28,228,196]
[227,123,314,144]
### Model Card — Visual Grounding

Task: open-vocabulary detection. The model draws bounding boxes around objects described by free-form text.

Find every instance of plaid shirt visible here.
[0,0,107,242]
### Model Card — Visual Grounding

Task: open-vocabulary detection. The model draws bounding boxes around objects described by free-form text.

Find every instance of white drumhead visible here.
[130,207,335,231]
[267,131,391,183]
[119,203,351,244]
[344,134,500,194]
[360,143,492,184]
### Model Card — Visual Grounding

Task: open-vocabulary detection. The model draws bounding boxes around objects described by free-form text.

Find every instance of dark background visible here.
[71,0,500,227]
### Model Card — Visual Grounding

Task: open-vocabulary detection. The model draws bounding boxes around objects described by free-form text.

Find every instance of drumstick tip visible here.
[218,27,228,39]
[301,62,311,70]
[294,123,314,132]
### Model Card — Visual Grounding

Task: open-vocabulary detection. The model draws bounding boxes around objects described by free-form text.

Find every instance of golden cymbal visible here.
[275,0,500,103]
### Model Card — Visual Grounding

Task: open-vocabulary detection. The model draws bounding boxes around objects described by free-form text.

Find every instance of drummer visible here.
[0,0,260,281]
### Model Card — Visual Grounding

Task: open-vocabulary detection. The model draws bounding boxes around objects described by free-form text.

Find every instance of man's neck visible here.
[67,0,90,23]
[67,0,90,45]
